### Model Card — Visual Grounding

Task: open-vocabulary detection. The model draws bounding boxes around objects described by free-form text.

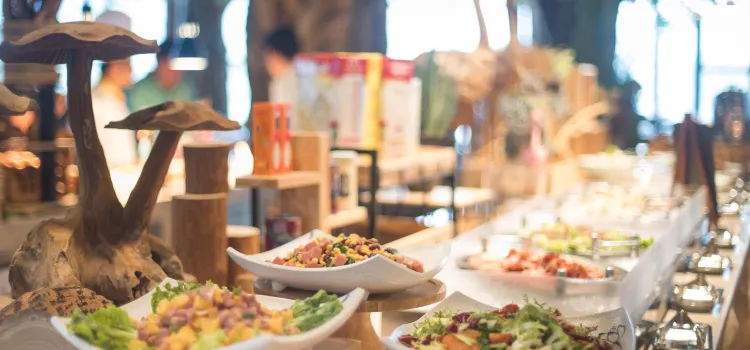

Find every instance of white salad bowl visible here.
[50,278,368,350]
[227,230,451,294]
[382,291,635,350]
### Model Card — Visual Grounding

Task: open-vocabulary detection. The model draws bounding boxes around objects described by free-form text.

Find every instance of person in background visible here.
[608,80,649,150]
[128,39,197,112]
[264,26,299,107]
[91,11,136,168]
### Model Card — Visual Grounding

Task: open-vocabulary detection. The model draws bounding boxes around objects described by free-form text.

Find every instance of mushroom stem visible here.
[66,51,123,243]
[124,131,182,236]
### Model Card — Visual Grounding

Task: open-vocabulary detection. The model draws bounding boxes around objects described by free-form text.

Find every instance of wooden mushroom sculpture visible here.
[1,22,179,305]
[105,100,240,237]
[0,84,38,117]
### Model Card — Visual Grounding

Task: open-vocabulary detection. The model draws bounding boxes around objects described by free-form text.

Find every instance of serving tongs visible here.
[672,273,723,313]
[649,310,712,349]
[688,238,731,275]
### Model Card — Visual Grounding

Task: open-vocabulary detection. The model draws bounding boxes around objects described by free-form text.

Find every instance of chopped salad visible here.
[398,299,613,350]
[268,233,425,272]
[67,282,343,350]
[529,223,654,255]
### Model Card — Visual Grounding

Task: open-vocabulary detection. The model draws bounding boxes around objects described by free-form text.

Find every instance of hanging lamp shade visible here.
[169,22,207,71]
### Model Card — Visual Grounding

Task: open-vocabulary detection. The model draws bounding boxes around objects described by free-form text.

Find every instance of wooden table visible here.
[255,278,446,349]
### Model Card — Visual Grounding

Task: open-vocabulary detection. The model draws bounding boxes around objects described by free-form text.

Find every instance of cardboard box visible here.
[381,59,422,158]
[280,103,293,172]
[335,53,383,149]
[294,53,338,133]
[252,102,284,175]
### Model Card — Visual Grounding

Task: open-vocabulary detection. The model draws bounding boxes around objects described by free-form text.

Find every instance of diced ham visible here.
[271,257,285,265]
[284,261,296,266]
[318,238,330,246]
[305,262,324,268]
[309,246,322,260]
[302,250,312,263]
[333,254,348,266]
[401,257,424,273]
[304,241,318,250]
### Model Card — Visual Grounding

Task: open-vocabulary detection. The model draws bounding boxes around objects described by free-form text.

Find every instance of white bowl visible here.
[50,278,367,350]
[227,230,451,294]
[382,291,635,350]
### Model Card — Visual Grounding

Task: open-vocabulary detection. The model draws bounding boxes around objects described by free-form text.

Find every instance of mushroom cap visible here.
[0,22,157,64]
[0,85,38,117]
[105,101,240,131]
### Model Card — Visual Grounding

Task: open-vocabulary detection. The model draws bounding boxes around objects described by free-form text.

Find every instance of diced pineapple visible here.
[281,310,294,322]
[144,319,160,335]
[172,294,191,309]
[156,300,172,316]
[176,326,197,344]
[195,297,212,310]
[201,318,221,333]
[269,316,284,334]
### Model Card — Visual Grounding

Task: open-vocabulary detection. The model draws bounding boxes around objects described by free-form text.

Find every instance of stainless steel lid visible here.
[653,310,711,349]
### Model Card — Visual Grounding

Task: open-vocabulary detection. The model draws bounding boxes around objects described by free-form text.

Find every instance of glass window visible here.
[222,0,250,124]
[55,0,168,94]
[386,0,532,60]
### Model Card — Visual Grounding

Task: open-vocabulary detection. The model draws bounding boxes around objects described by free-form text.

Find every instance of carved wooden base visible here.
[8,210,183,306]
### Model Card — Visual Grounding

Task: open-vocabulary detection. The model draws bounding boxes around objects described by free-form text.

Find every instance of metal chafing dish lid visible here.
[673,274,721,313]
[711,227,738,249]
[653,310,709,349]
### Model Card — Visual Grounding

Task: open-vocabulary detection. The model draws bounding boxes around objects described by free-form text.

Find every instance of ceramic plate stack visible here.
[50,278,367,350]
[227,230,451,294]
[382,292,636,350]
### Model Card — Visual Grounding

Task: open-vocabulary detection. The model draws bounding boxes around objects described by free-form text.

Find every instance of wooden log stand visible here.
[254,278,446,350]
[227,225,260,287]
[183,142,232,194]
[172,193,229,286]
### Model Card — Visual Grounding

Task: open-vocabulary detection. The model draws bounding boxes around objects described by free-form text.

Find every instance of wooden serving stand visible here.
[253,278,446,350]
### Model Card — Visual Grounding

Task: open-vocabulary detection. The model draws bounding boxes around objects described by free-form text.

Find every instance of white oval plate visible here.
[227,230,451,294]
[50,278,367,350]
[381,291,635,350]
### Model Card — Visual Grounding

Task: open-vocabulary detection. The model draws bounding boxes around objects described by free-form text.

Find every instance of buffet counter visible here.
[381,184,733,345]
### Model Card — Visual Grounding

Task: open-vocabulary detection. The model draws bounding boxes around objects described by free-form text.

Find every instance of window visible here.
[222,0,250,124]
[54,0,168,94]
[386,0,532,60]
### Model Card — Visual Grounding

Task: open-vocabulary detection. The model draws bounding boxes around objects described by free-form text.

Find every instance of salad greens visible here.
[531,224,653,255]
[399,299,612,350]
[150,281,201,312]
[288,289,343,332]
[68,307,136,350]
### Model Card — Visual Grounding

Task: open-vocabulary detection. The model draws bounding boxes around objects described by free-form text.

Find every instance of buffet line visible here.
[39,174,749,350]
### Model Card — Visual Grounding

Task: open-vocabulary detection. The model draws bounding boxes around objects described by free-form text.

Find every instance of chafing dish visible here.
[672,273,722,313]
[689,239,731,275]
[651,310,712,349]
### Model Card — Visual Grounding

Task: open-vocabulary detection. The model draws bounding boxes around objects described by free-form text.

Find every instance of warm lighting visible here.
[169,23,208,71]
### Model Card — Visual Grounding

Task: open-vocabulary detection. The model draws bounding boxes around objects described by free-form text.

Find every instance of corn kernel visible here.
[156,300,171,316]
[195,297,212,311]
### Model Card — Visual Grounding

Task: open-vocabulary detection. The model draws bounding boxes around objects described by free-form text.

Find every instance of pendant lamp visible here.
[169,22,207,71]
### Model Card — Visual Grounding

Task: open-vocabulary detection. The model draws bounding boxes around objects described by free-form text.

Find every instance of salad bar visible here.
[3,177,747,350]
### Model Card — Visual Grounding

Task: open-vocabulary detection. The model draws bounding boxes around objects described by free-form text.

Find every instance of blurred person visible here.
[609,80,649,150]
[92,10,136,168]
[264,26,299,106]
[128,39,198,112]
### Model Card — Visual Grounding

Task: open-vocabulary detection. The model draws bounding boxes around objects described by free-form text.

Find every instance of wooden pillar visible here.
[172,193,228,285]
[183,143,231,194]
